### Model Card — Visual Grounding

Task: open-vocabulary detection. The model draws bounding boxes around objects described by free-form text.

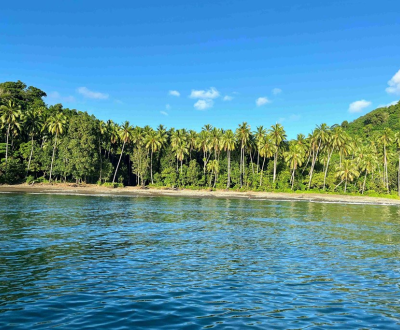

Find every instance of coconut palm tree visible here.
[236,122,251,187]
[23,107,44,171]
[394,132,400,196]
[258,135,275,186]
[132,126,145,185]
[197,129,212,173]
[378,128,393,192]
[145,129,163,184]
[221,129,236,188]
[284,144,305,190]
[254,126,266,172]
[207,159,219,188]
[188,130,198,160]
[46,112,67,182]
[335,159,360,193]
[269,123,286,184]
[0,100,22,162]
[308,123,329,189]
[112,121,134,184]
[173,139,189,173]
[359,152,377,194]
[97,120,106,182]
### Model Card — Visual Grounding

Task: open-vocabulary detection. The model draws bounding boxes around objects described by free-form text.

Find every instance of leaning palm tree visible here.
[0,99,22,162]
[221,129,236,188]
[269,123,286,184]
[144,129,162,184]
[254,126,266,172]
[112,121,134,184]
[284,144,305,190]
[207,159,219,188]
[335,159,360,193]
[308,123,330,189]
[46,112,67,182]
[23,107,44,171]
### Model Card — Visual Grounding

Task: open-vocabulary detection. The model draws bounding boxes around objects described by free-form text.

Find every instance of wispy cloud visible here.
[48,91,75,103]
[77,87,109,99]
[114,99,124,104]
[190,87,220,99]
[194,99,213,110]
[160,111,168,116]
[386,69,400,95]
[256,97,271,107]
[289,114,301,121]
[166,104,171,110]
[272,88,282,95]
[223,95,233,101]
[348,99,371,113]
[378,100,399,108]
[169,90,180,97]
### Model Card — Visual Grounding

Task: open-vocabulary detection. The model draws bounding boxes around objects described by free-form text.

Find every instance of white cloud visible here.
[223,95,233,101]
[190,87,220,99]
[278,117,286,123]
[378,100,399,108]
[256,97,271,106]
[160,111,168,116]
[386,69,400,95]
[77,87,109,99]
[272,88,282,95]
[48,91,75,103]
[169,90,180,97]
[166,104,171,110]
[114,99,124,104]
[348,99,371,113]
[194,99,213,110]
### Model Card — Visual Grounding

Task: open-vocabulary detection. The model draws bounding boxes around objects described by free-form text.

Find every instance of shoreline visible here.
[1,184,400,206]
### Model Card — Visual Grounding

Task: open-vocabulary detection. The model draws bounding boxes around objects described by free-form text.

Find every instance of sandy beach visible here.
[1,183,399,206]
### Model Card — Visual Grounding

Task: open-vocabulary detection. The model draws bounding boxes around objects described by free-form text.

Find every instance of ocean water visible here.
[1,193,400,329]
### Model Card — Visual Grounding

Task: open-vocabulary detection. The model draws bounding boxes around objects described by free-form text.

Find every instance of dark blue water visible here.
[1,193,400,329]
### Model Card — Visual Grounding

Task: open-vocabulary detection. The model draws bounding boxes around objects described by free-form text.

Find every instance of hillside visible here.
[344,101,400,137]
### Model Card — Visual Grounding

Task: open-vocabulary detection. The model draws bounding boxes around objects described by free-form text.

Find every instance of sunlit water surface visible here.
[1,193,400,329]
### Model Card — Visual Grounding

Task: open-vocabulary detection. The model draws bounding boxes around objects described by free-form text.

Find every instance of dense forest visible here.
[1,80,400,196]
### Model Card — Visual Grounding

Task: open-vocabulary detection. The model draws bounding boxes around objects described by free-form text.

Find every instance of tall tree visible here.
[235,122,251,187]
[112,121,134,184]
[0,100,22,162]
[269,123,286,184]
[46,112,67,182]
[221,129,236,189]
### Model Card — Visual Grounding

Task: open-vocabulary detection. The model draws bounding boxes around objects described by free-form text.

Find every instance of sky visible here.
[1,0,400,139]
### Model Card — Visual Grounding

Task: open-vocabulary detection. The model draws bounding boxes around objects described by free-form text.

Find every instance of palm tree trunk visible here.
[150,150,154,184]
[273,151,277,183]
[257,152,259,173]
[112,140,126,184]
[362,171,367,194]
[260,157,266,186]
[5,123,10,162]
[291,169,295,190]
[240,145,244,187]
[323,149,334,190]
[344,179,347,193]
[180,159,183,173]
[250,150,254,174]
[49,133,58,183]
[98,138,103,182]
[398,154,400,196]
[227,149,231,189]
[28,135,34,172]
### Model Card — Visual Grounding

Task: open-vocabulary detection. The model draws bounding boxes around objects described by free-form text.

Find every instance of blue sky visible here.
[1,0,400,138]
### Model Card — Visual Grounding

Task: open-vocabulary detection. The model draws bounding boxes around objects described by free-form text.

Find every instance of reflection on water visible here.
[1,193,400,329]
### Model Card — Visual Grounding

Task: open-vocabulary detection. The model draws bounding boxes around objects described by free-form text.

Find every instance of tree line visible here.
[1,80,400,196]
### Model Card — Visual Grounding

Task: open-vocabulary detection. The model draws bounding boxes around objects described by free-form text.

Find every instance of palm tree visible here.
[258,135,275,186]
[46,112,67,182]
[359,152,377,194]
[269,123,286,184]
[0,100,22,162]
[173,140,189,173]
[132,126,145,185]
[394,132,400,196]
[284,144,305,190]
[207,159,219,188]
[379,128,393,192]
[23,107,44,171]
[188,130,198,160]
[308,123,329,189]
[221,129,236,188]
[144,129,162,184]
[112,121,134,184]
[335,159,360,193]
[331,126,346,165]
[98,120,106,182]
[254,126,266,172]
[236,122,251,187]
[197,129,212,173]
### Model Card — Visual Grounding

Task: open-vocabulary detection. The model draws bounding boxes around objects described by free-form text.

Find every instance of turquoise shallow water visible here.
[1,193,400,329]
